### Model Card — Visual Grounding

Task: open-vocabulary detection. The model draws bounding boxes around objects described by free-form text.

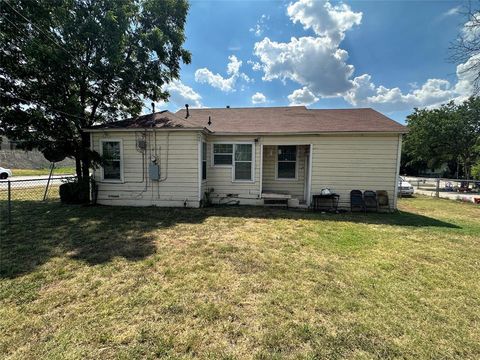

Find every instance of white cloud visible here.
[247,60,262,71]
[195,55,251,92]
[287,0,362,43]
[163,79,202,108]
[288,87,319,106]
[251,0,478,112]
[343,54,479,112]
[250,14,269,37]
[462,12,480,42]
[254,36,354,96]
[253,1,360,97]
[251,92,267,104]
[442,6,461,18]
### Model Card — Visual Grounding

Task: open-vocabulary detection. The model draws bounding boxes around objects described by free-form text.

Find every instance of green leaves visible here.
[0,0,191,179]
[404,97,480,177]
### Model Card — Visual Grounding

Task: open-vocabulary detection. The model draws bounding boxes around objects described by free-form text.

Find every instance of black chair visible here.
[364,190,378,212]
[376,190,389,212]
[350,190,364,212]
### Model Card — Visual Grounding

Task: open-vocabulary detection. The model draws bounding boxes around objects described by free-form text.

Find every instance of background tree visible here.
[403,97,480,179]
[0,0,191,192]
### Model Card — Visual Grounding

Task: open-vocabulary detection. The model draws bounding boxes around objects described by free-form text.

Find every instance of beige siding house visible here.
[85,106,406,210]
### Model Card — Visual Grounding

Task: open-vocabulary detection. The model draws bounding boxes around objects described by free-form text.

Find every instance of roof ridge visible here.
[176,105,307,112]
[161,110,202,128]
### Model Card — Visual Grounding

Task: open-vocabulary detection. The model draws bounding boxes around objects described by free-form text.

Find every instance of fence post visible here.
[435,177,440,198]
[43,162,55,201]
[7,180,11,224]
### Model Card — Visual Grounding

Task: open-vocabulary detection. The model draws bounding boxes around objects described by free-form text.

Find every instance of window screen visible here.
[234,144,252,181]
[277,145,296,179]
[213,144,233,165]
[102,141,121,180]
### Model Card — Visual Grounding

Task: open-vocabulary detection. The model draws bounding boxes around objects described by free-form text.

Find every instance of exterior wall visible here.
[261,134,400,210]
[91,130,201,207]
[262,145,307,201]
[203,135,262,205]
[90,130,401,210]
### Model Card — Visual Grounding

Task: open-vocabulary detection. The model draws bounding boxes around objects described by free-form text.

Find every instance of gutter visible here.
[83,127,211,134]
[208,130,408,136]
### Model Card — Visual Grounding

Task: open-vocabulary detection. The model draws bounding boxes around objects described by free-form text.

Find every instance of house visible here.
[84,106,406,210]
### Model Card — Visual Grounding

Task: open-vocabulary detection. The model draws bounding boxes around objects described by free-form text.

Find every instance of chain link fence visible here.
[403,176,480,204]
[0,176,76,224]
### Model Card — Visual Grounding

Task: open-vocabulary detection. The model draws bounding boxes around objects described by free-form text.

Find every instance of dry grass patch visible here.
[1,196,479,359]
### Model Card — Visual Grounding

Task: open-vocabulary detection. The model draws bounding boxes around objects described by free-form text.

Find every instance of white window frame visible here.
[275,145,298,181]
[100,138,124,183]
[232,143,255,183]
[212,143,234,167]
[211,141,255,183]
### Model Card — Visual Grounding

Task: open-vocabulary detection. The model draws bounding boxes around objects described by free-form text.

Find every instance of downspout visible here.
[198,133,202,204]
[307,144,313,207]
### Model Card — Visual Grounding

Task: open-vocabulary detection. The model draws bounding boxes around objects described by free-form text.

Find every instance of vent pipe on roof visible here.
[208,116,211,126]
[151,102,155,114]
[185,104,189,118]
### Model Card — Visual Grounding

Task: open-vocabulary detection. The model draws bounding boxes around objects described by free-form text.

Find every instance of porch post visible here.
[307,144,313,207]
[259,143,263,197]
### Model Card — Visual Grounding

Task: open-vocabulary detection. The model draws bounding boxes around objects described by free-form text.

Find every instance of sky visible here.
[154,0,476,124]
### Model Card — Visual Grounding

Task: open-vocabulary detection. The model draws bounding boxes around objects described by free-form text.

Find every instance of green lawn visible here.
[1,197,479,359]
[11,167,76,177]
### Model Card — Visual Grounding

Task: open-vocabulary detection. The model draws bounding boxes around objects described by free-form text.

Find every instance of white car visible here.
[398,177,414,196]
[0,167,13,179]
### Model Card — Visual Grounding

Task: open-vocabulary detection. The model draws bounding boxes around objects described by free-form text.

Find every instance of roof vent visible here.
[151,102,155,114]
[185,104,189,118]
[208,116,212,126]
[226,105,230,109]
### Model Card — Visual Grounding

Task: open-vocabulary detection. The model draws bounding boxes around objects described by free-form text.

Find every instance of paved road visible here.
[414,188,480,204]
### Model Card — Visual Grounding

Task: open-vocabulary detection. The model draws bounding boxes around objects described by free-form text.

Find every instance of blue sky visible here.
[158,0,474,124]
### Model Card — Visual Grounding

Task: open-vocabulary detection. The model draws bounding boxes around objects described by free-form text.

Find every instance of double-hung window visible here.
[101,140,122,181]
[213,144,233,165]
[202,142,207,180]
[277,145,297,179]
[234,144,253,181]
[213,143,254,181]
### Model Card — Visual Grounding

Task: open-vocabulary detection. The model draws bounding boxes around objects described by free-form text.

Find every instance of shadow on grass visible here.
[1,200,460,279]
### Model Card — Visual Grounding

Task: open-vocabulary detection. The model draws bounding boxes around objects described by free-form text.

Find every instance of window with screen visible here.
[213,144,233,165]
[234,144,253,181]
[277,145,296,179]
[102,140,122,180]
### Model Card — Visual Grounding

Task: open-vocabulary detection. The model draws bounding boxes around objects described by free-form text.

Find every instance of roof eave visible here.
[208,130,407,136]
[83,127,209,133]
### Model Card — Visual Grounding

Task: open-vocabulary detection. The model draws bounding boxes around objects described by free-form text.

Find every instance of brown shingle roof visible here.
[175,106,406,134]
[86,107,406,134]
[87,110,202,130]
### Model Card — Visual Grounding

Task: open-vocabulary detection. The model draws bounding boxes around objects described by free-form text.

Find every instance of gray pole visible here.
[7,180,11,224]
[43,162,55,201]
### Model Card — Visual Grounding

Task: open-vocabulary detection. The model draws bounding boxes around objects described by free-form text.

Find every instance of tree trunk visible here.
[75,156,82,181]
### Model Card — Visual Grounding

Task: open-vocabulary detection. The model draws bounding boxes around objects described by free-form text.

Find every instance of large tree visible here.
[403,97,480,179]
[0,0,190,186]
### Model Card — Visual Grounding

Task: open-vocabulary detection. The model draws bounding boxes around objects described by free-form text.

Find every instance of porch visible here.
[260,144,311,208]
